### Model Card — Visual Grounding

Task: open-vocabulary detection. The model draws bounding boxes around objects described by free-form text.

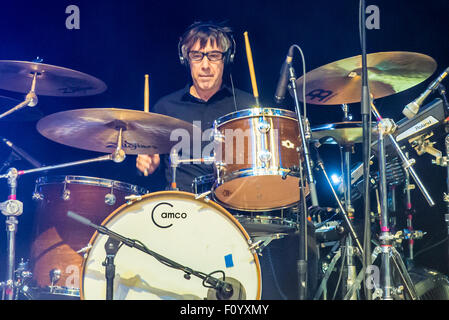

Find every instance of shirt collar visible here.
[181,84,233,103]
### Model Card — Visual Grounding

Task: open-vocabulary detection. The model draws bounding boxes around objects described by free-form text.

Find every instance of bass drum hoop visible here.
[35,175,149,195]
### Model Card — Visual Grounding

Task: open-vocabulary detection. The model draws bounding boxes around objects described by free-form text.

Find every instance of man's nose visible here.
[199,56,211,68]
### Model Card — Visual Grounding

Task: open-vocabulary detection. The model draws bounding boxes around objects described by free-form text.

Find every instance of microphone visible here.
[206,277,245,300]
[1,137,42,168]
[274,45,295,104]
[402,66,449,119]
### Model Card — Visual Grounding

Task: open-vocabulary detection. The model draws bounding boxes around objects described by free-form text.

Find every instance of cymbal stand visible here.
[313,146,364,257]
[338,101,359,298]
[312,146,364,299]
[0,127,127,180]
[0,71,38,121]
[370,102,435,207]
[369,104,419,300]
[1,168,22,300]
[403,152,415,268]
[0,130,126,300]
[342,143,359,299]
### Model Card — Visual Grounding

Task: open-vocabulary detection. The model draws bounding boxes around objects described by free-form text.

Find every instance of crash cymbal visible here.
[294,52,437,105]
[0,60,107,97]
[311,121,377,146]
[0,95,43,122]
[36,108,197,154]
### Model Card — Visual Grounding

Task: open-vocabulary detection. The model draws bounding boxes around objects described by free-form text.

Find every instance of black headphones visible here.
[177,22,236,67]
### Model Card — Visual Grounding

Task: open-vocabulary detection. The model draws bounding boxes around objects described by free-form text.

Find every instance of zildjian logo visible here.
[105,140,158,151]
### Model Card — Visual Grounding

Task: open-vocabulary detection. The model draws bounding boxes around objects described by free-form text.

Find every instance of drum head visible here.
[81,191,261,300]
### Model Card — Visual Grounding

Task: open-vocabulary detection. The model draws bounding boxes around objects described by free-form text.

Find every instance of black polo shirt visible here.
[152,85,256,192]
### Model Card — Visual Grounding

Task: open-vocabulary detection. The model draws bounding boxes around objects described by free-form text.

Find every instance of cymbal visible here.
[294,52,437,105]
[311,121,377,146]
[36,108,198,154]
[0,95,43,122]
[0,60,107,97]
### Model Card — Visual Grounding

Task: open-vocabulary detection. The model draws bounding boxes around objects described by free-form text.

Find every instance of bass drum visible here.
[81,191,262,300]
[30,175,148,298]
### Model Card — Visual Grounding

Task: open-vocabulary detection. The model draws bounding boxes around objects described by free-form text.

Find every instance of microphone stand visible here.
[67,211,234,300]
[287,63,316,300]
[360,0,373,300]
[103,237,120,300]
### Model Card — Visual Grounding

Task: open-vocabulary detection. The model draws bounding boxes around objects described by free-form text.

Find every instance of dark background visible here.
[0,0,448,287]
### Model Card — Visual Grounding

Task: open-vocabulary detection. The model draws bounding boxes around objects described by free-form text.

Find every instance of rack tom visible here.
[212,108,308,211]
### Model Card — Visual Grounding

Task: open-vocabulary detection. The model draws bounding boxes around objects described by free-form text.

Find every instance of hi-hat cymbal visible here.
[0,95,43,122]
[36,108,198,154]
[294,52,437,105]
[0,60,107,97]
[311,121,377,146]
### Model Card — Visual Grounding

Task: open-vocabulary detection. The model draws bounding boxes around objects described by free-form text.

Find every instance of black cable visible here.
[414,236,449,259]
[332,242,347,300]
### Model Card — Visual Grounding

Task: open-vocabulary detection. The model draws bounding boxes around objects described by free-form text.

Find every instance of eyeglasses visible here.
[188,51,225,62]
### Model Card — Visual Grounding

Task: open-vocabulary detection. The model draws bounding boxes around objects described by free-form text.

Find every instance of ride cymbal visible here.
[294,52,437,105]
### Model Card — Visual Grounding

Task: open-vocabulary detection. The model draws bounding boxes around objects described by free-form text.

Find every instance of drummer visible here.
[136,21,255,191]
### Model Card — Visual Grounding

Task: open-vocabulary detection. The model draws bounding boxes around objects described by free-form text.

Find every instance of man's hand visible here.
[136,154,160,176]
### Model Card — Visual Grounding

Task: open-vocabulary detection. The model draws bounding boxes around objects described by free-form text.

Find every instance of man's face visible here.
[188,39,225,95]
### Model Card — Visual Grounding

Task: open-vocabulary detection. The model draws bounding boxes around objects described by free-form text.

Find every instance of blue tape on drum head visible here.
[224,254,234,268]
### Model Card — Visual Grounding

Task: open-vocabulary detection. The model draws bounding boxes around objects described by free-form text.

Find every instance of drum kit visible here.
[0,47,448,301]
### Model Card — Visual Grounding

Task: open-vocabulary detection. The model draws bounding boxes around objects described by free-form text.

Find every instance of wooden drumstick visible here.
[243,31,260,107]
[144,74,150,112]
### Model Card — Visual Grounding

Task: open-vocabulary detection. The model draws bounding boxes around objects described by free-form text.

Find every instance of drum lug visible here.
[61,181,71,201]
[32,192,44,201]
[49,269,61,291]
[258,150,272,164]
[105,193,116,206]
[257,119,271,134]
[62,189,71,201]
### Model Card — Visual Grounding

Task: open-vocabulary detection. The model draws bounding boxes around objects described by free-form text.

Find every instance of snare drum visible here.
[213,108,309,211]
[81,191,262,300]
[30,175,148,298]
[193,174,299,236]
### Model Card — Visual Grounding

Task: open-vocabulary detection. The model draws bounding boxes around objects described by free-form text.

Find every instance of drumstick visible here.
[144,74,150,112]
[243,31,260,107]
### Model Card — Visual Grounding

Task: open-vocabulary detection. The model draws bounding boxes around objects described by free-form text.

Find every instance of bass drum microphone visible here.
[206,277,246,300]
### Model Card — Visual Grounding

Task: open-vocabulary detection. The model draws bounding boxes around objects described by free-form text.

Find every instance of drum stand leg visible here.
[0,168,23,300]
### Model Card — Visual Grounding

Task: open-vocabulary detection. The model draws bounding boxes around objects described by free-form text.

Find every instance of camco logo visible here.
[151,202,188,229]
